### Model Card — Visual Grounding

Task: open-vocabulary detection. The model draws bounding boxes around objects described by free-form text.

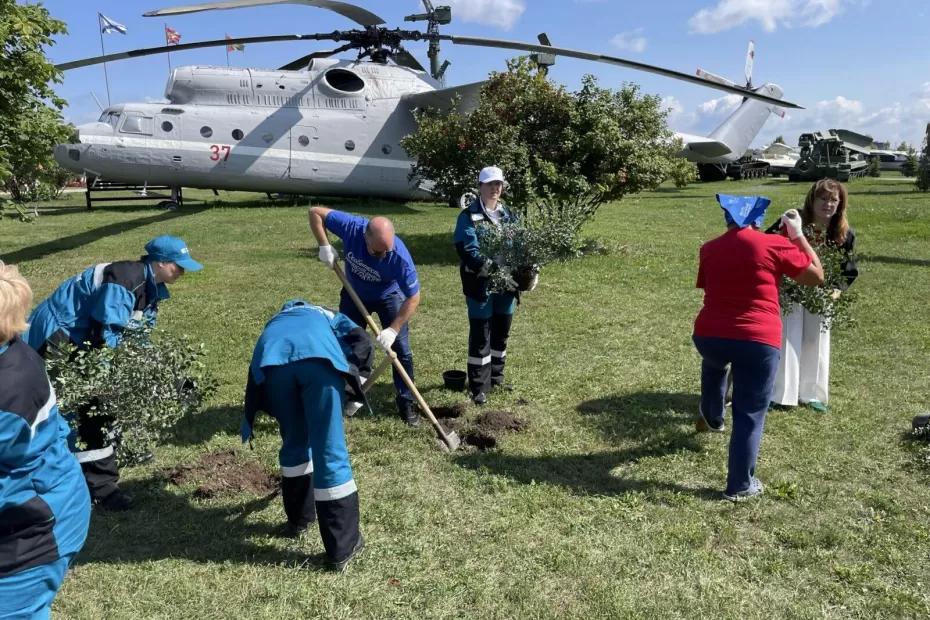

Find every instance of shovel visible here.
[332,261,462,451]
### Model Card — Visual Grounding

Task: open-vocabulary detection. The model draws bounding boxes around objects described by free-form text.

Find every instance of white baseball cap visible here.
[478,166,505,184]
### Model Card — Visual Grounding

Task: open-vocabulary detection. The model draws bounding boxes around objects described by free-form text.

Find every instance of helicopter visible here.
[53,0,801,208]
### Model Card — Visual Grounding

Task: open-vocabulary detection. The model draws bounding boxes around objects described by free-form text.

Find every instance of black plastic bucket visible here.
[442,370,467,391]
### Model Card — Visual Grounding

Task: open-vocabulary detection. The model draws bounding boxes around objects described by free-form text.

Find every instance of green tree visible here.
[901,153,919,177]
[401,58,684,252]
[917,124,930,192]
[0,1,71,209]
[867,155,881,177]
[896,141,914,154]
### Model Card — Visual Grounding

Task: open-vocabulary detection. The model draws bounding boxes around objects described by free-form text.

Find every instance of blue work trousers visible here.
[0,555,76,620]
[262,358,354,493]
[339,289,413,411]
[692,335,780,495]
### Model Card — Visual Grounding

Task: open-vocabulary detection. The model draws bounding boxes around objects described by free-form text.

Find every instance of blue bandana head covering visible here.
[716,194,771,229]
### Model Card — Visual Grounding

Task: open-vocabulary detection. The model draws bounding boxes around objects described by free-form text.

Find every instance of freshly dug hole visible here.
[166,449,279,499]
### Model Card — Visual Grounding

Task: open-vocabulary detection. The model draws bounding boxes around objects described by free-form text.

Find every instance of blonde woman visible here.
[0,262,91,618]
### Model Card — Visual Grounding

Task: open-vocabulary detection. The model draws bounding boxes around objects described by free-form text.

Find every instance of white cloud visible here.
[610,29,647,53]
[754,94,930,150]
[698,94,743,116]
[443,0,526,30]
[689,0,846,34]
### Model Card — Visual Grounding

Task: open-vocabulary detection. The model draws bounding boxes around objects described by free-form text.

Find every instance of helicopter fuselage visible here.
[55,59,440,199]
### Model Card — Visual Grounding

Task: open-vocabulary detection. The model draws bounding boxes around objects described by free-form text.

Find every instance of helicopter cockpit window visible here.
[119,114,152,135]
[98,111,121,129]
[324,69,365,93]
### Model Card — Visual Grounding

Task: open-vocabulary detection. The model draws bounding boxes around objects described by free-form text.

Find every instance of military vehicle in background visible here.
[754,141,799,176]
[722,154,771,180]
[787,129,872,182]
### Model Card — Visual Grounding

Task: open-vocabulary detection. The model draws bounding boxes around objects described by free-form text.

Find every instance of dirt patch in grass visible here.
[166,450,279,499]
[432,402,467,419]
[463,430,498,451]
[474,410,527,433]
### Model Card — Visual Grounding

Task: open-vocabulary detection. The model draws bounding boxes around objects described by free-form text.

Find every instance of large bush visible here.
[48,327,217,466]
[0,2,72,208]
[402,58,683,248]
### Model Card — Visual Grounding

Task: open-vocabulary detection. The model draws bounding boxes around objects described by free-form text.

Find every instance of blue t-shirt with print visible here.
[325,211,420,301]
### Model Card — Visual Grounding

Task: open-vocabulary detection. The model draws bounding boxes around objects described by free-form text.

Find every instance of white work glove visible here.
[376,327,398,351]
[318,244,337,267]
[527,273,539,292]
[780,209,804,240]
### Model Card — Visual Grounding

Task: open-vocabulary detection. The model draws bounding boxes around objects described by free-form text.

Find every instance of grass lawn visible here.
[3,176,930,619]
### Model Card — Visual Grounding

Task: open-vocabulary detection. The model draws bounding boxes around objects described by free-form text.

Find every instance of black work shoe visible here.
[472,392,487,406]
[329,534,366,573]
[280,521,311,538]
[399,402,420,427]
[97,489,134,512]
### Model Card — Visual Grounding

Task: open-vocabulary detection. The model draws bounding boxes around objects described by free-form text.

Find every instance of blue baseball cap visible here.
[716,194,771,229]
[144,235,203,272]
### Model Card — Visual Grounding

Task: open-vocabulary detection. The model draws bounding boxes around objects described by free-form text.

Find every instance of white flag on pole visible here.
[98,13,127,35]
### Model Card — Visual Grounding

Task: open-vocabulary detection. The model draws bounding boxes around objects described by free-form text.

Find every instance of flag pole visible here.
[165,23,173,72]
[98,15,111,106]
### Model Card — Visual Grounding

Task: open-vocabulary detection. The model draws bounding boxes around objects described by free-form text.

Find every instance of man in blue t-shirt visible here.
[308,206,421,426]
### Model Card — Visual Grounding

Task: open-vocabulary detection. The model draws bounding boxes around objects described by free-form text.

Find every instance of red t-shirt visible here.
[694,228,812,348]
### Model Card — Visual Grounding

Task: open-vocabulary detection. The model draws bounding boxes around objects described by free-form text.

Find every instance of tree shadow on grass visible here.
[455,391,718,500]
[2,206,207,264]
[860,253,930,268]
[76,473,332,570]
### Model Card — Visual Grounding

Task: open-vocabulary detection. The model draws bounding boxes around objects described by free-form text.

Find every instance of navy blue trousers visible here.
[340,289,413,411]
[692,335,780,495]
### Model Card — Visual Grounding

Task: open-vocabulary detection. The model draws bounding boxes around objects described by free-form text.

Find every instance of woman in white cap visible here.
[24,235,203,511]
[453,166,524,404]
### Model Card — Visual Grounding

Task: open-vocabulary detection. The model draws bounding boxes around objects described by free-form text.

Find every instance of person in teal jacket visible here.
[25,235,203,511]
[0,262,91,619]
[243,299,372,571]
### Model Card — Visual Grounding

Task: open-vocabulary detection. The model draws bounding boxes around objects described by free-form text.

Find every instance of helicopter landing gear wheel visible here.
[157,200,179,210]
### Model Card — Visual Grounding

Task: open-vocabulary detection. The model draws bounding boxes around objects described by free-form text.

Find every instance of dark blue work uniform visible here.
[24,260,168,502]
[324,211,420,413]
[0,337,91,619]
[454,199,518,398]
[243,300,372,564]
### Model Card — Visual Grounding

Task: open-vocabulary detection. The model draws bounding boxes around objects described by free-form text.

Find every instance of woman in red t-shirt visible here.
[693,194,823,501]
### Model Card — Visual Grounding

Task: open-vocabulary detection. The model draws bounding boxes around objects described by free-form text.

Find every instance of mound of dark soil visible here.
[474,410,527,433]
[166,450,279,499]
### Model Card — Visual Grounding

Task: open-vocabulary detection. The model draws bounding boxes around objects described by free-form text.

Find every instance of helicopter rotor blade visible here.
[440,34,802,109]
[695,68,737,89]
[393,46,426,72]
[55,33,341,71]
[143,0,385,27]
[277,42,355,70]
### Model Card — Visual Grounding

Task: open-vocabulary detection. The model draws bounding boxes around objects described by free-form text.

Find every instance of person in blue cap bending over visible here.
[0,262,91,619]
[308,206,421,426]
[243,299,372,572]
[692,195,823,501]
[24,235,203,511]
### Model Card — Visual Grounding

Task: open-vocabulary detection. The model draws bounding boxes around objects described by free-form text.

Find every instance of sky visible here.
[42,0,930,150]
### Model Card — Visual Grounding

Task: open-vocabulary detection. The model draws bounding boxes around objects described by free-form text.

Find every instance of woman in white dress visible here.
[771,179,858,412]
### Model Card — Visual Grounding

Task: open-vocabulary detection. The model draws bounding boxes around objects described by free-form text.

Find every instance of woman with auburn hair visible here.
[771,179,859,413]
[0,262,91,619]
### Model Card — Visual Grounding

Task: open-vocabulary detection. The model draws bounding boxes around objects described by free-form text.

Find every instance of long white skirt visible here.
[771,304,831,406]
